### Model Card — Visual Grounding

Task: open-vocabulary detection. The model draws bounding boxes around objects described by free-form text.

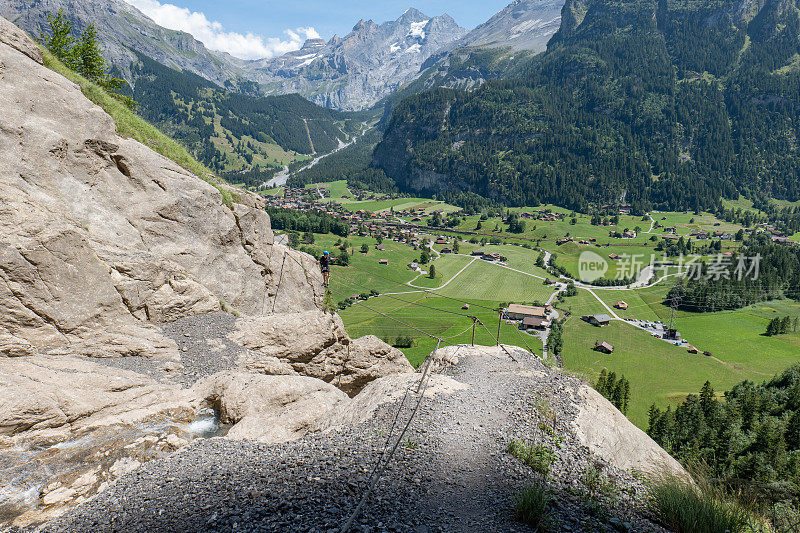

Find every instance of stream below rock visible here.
[0,406,228,529]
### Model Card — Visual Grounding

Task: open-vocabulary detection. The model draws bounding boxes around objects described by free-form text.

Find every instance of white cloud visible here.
[124,0,320,60]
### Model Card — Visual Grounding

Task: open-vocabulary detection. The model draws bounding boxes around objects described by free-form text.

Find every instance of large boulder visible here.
[0,16,323,360]
[231,311,414,395]
[571,384,689,480]
[193,371,349,443]
[331,335,417,395]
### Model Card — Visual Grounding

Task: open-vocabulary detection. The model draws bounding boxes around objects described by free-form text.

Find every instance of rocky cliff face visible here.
[0,17,412,527]
[239,8,468,110]
[0,14,323,360]
[450,0,564,53]
[0,0,240,87]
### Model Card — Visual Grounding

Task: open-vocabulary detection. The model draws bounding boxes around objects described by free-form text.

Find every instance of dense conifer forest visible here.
[374,0,800,211]
[666,235,800,312]
[648,368,800,518]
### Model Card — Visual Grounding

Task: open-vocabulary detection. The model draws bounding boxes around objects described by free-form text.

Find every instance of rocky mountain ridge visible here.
[450,0,564,53]
[237,8,468,110]
[0,0,240,87]
[403,0,565,95]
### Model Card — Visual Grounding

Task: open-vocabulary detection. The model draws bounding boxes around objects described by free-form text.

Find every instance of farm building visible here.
[376,244,386,251]
[435,237,448,245]
[582,314,612,327]
[594,341,614,354]
[378,259,388,265]
[441,247,453,253]
[521,316,547,330]
[614,301,628,310]
[506,304,547,321]
[471,250,486,256]
[408,261,418,270]
[687,346,698,354]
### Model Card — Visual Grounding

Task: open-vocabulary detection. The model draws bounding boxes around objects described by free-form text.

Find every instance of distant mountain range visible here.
[1,0,567,112]
[1,0,577,191]
[233,8,468,111]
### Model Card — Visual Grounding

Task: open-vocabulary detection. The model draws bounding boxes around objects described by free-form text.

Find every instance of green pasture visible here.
[561,318,752,428]
[410,254,473,289]
[650,211,742,236]
[339,295,539,367]
[304,180,459,214]
[433,258,557,303]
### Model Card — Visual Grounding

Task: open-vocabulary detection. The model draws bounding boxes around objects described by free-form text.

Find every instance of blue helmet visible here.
[323,250,329,255]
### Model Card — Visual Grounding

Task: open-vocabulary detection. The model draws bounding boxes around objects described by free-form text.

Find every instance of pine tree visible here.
[648,404,661,435]
[596,368,608,396]
[699,381,716,418]
[75,24,106,83]
[786,410,800,450]
[43,10,78,70]
[612,379,625,412]
[622,379,630,414]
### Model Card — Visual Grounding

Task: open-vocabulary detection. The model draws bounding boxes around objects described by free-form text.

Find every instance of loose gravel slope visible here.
[43,346,671,532]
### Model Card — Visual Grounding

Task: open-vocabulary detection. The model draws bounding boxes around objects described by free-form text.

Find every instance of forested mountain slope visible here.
[374,0,800,211]
[129,54,358,187]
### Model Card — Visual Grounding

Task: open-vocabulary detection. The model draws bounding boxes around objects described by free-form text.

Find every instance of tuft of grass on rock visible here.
[41,48,236,209]
[514,482,551,531]
[507,440,556,477]
[649,479,752,533]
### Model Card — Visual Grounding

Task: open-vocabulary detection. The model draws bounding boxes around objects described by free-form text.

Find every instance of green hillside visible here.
[130,53,361,188]
[374,0,800,212]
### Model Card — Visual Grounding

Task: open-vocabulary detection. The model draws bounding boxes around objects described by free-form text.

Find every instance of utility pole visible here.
[667,294,680,340]
[471,316,477,346]
[496,309,502,346]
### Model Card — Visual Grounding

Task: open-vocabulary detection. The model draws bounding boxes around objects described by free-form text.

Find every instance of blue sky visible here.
[180,1,509,37]
[126,0,512,59]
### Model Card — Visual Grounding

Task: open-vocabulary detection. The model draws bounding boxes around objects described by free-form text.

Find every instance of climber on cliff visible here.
[317,250,331,288]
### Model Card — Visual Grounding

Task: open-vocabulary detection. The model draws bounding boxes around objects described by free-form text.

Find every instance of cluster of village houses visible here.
[517,209,566,221]
[501,304,617,355]
[503,304,556,332]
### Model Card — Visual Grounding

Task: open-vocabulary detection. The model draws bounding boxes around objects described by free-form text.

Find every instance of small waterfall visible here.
[188,405,229,438]
[0,405,226,529]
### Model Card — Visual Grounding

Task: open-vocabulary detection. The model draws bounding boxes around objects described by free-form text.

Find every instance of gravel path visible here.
[96,312,244,387]
[44,345,668,532]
